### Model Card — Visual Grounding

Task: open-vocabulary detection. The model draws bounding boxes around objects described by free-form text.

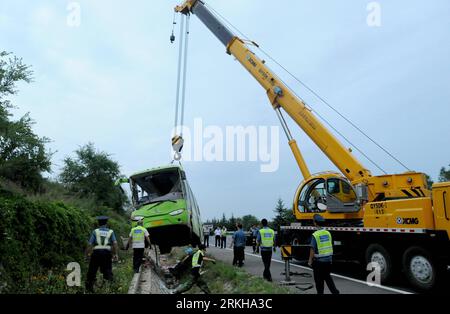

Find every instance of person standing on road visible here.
[203,225,210,247]
[308,214,340,295]
[251,225,259,254]
[126,219,151,273]
[230,223,246,267]
[85,216,119,292]
[256,219,276,282]
[173,244,216,294]
[220,226,227,249]
[214,227,221,247]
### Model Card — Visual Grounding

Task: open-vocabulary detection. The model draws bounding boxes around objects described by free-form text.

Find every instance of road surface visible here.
[207,238,411,294]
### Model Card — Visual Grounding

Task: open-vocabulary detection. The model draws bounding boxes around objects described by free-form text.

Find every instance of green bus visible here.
[121,165,203,253]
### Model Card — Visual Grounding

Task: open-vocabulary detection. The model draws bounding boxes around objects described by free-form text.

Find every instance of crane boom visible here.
[175,0,371,183]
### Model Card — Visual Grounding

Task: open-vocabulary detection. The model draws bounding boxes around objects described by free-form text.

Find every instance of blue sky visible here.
[1,0,450,220]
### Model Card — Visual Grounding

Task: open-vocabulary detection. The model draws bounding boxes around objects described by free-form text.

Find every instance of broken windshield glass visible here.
[132,170,183,206]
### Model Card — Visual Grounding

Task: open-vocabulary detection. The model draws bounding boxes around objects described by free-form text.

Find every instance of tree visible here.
[284,206,296,224]
[59,143,127,212]
[272,198,296,230]
[219,213,227,227]
[0,51,52,191]
[425,174,434,190]
[241,215,259,231]
[228,213,237,230]
[0,51,33,109]
[0,113,52,191]
[209,217,219,227]
[272,198,287,230]
[439,165,450,182]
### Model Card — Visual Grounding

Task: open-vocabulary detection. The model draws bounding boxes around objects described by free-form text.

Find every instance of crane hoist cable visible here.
[171,13,191,161]
[180,14,190,136]
[173,14,184,135]
[204,2,410,173]
[170,11,177,44]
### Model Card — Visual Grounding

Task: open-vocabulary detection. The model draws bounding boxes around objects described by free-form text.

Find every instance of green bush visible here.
[0,188,92,292]
[0,182,133,293]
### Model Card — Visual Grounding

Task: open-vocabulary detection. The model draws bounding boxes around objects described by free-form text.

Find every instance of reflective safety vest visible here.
[94,228,113,250]
[259,228,275,248]
[131,226,147,244]
[312,229,333,258]
[192,250,204,268]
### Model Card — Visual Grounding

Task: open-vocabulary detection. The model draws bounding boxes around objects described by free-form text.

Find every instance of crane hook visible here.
[170,31,176,44]
[173,152,182,161]
[172,135,184,161]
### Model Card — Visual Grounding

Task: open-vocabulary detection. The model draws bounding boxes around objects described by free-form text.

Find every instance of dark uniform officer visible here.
[251,225,259,254]
[203,226,210,247]
[85,216,119,292]
[173,244,216,294]
[231,223,246,267]
[308,214,340,294]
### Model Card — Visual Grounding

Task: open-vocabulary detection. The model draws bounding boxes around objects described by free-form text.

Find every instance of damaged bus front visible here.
[119,165,203,254]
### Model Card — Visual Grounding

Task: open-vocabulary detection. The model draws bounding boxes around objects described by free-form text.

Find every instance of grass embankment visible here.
[16,249,134,294]
[0,181,134,294]
[171,248,291,294]
[87,250,134,294]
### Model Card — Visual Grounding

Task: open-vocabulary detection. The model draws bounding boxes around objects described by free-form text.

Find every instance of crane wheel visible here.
[365,243,393,284]
[402,246,440,291]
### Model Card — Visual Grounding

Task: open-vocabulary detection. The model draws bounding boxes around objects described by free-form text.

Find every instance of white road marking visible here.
[221,248,412,295]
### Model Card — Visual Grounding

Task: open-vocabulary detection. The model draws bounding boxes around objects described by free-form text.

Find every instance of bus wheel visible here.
[365,243,393,284]
[402,246,438,291]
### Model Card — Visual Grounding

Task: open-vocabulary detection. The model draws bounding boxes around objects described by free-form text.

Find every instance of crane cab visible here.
[293,172,364,225]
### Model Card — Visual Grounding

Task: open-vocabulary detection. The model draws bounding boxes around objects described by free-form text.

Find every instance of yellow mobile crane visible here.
[174,0,450,290]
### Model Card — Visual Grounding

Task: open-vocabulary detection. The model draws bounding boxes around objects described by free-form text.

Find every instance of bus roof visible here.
[130,164,183,178]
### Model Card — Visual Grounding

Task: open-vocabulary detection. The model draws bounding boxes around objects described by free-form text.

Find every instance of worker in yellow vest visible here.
[256,218,276,282]
[308,214,340,294]
[173,244,216,294]
[220,226,227,249]
[85,216,119,292]
[126,219,151,273]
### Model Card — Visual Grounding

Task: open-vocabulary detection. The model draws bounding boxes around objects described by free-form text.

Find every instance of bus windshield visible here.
[132,170,183,206]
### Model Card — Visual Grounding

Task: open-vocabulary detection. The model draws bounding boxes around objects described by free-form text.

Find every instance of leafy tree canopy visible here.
[0,51,51,191]
[439,165,450,183]
[59,143,128,212]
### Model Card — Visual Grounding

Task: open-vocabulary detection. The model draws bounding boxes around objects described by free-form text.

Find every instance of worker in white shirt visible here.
[214,227,221,247]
